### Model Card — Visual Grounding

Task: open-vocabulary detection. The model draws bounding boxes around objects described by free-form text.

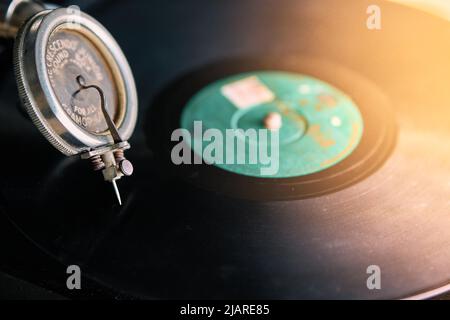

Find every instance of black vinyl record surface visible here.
[0,0,449,299]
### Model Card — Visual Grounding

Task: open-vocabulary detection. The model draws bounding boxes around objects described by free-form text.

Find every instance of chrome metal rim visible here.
[14,8,138,155]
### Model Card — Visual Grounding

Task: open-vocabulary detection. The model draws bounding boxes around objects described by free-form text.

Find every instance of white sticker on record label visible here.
[221,76,275,109]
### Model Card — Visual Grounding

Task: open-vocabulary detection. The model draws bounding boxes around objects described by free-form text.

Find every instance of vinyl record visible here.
[0,0,449,299]
[147,56,397,200]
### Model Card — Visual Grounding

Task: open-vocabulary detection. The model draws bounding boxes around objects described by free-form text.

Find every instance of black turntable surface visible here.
[0,0,449,299]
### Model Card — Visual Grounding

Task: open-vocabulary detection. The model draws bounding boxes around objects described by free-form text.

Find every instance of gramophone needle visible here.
[112,179,122,206]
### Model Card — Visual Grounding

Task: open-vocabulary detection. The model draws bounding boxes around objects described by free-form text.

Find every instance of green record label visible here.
[180,71,364,178]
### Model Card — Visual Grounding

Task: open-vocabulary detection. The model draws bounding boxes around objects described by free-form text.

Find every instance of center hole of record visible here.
[230,102,306,146]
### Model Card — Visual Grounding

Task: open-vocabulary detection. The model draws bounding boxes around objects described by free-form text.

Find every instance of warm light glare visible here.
[391,0,450,21]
